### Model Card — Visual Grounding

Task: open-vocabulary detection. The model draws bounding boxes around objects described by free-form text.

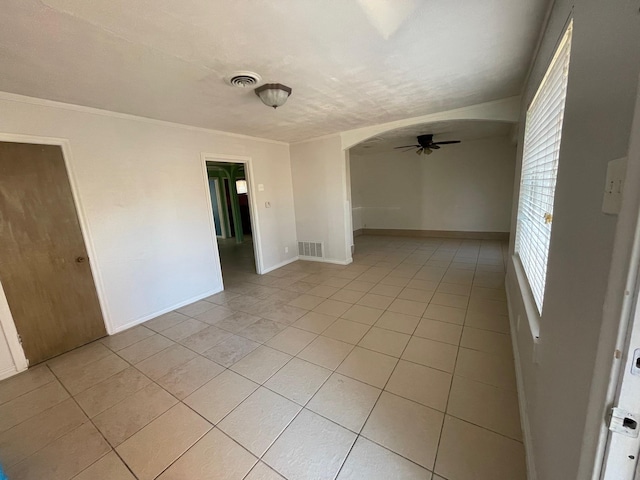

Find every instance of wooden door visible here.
[0,142,106,365]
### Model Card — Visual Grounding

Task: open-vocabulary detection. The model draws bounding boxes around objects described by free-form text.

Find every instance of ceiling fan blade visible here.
[432,140,461,145]
[394,145,420,149]
[430,145,441,149]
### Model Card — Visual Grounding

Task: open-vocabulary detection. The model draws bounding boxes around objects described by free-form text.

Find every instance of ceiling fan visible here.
[394,134,461,155]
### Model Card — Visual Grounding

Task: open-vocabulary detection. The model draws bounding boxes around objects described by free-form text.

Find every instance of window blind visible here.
[515,21,573,314]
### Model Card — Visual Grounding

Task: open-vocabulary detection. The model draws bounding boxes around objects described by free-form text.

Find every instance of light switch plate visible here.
[602,157,627,215]
[258,184,264,191]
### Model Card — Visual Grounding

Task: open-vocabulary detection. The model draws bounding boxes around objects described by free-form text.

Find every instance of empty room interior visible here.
[0,1,639,480]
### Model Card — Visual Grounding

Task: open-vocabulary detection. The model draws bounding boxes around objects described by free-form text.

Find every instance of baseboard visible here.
[353,229,364,237]
[262,256,299,274]
[298,256,353,266]
[0,364,21,381]
[505,285,538,480]
[361,228,510,241]
[111,287,223,334]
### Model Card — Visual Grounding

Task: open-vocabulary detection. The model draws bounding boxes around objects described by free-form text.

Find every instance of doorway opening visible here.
[205,160,259,279]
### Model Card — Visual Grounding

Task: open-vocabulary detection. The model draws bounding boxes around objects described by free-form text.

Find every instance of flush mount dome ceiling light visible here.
[254,83,292,109]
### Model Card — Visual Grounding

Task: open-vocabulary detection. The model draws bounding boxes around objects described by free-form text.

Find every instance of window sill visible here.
[510,253,541,343]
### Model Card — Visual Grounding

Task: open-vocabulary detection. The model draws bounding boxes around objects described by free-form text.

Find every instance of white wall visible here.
[0,93,298,377]
[350,136,516,232]
[290,136,352,264]
[506,1,640,479]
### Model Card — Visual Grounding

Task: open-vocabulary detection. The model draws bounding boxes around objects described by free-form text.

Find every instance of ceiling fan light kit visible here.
[254,83,292,109]
[394,134,461,155]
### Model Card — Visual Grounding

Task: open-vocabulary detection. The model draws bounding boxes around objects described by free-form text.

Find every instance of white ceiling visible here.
[350,120,514,154]
[0,0,547,143]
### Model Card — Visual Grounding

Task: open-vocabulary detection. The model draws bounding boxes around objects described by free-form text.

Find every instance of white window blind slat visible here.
[515,21,573,314]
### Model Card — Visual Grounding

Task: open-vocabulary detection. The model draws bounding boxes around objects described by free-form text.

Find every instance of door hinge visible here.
[17,334,22,345]
[608,407,640,438]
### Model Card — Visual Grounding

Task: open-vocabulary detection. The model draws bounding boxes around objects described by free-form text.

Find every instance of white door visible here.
[600,79,640,479]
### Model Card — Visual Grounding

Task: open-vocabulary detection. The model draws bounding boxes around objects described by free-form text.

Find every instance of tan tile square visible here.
[118,334,174,364]
[0,381,69,433]
[0,398,86,468]
[322,277,352,288]
[386,360,452,411]
[184,370,259,423]
[93,383,177,446]
[322,319,370,344]
[292,311,336,333]
[179,325,232,353]
[202,334,260,367]
[341,304,384,325]
[306,285,340,298]
[344,280,376,292]
[307,373,380,432]
[369,284,403,298]
[75,367,151,417]
[262,304,308,324]
[176,300,216,317]
[213,311,260,333]
[431,292,469,309]
[442,269,474,286]
[7,423,110,480]
[337,347,397,388]
[358,327,410,357]
[56,354,129,395]
[287,294,325,310]
[238,319,287,343]
[116,404,212,480]
[162,318,209,341]
[406,279,439,291]
[455,348,517,390]
[264,358,331,405]
[470,286,507,302]
[73,451,135,480]
[47,342,112,375]
[357,293,393,310]
[414,318,463,345]
[362,392,443,469]
[379,276,411,287]
[245,462,285,480]
[337,436,431,480]
[194,305,235,325]
[330,289,365,304]
[437,282,472,296]
[266,327,318,355]
[402,337,457,373]
[157,428,256,480]
[464,311,510,333]
[435,416,526,480]
[447,376,522,440]
[461,327,512,357]
[263,409,356,480]
[102,326,154,351]
[219,387,301,456]
[136,344,197,380]
[157,356,224,399]
[143,311,189,333]
[388,298,428,316]
[0,365,54,406]
[375,311,420,334]
[297,336,353,370]
[231,346,292,384]
[423,304,466,325]
[313,299,352,317]
[203,290,241,305]
[397,288,434,303]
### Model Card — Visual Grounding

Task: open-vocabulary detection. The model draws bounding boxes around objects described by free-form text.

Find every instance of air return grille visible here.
[298,241,324,258]
[226,71,262,88]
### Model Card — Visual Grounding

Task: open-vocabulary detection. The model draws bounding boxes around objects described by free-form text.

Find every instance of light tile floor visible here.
[0,235,527,480]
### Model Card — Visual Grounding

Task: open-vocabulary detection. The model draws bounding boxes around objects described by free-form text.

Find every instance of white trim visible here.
[0,91,288,146]
[111,287,222,333]
[511,254,542,340]
[506,283,538,480]
[261,256,300,274]
[0,365,19,381]
[200,153,265,275]
[0,133,113,376]
[298,256,353,266]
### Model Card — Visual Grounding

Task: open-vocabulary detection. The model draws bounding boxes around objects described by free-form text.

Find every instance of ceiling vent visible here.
[226,71,262,88]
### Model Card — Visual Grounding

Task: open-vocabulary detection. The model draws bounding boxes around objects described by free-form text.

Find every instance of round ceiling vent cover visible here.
[226,71,262,88]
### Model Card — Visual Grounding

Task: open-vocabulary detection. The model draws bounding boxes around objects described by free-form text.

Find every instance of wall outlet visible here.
[285,246,289,254]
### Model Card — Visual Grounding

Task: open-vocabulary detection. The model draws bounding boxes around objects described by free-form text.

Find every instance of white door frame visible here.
[200,153,264,275]
[0,133,112,377]
[579,77,640,479]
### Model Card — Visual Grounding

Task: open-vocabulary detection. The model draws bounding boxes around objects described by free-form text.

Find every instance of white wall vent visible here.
[298,241,324,258]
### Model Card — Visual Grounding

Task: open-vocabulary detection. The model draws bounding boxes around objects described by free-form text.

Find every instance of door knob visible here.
[76,256,87,263]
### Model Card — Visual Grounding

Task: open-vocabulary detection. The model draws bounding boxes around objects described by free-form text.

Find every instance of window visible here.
[515,21,573,314]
